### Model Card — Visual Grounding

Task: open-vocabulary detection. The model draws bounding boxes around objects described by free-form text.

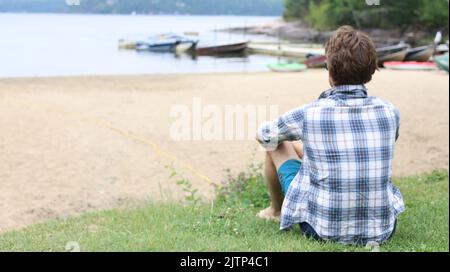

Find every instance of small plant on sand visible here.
[215,163,269,209]
[166,165,201,206]
[167,160,270,237]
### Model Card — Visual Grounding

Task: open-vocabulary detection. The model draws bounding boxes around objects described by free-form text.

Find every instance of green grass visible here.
[0,170,448,252]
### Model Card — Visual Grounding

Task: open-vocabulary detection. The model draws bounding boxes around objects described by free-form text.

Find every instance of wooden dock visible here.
[248,42,325,59]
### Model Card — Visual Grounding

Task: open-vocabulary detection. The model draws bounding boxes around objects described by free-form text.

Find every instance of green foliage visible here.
[284,0,449,30]
[215,163,269,209]
[283,0,311,19]
[419,0,450,29]
[305,1,333,30]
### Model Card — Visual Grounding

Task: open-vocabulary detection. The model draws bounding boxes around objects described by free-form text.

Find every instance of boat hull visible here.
[268,63,307,73]
[405,46,434,62]
[376,44,409,66]
[378,50,407,64]
[175,41,198,54]
[136,42,179,52]
[136,34,198,53]
[304,55,327,68]
[195,41,249,55]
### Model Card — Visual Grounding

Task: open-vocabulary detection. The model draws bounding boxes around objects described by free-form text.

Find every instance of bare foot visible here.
[256,207,281,222]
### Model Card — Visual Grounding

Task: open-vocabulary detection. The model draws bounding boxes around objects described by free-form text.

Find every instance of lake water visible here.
[0,13,284,78]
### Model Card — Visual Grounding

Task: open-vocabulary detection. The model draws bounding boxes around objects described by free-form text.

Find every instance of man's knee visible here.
[267,142,299,169]
[293,142,304,159]
[269,141,294,154]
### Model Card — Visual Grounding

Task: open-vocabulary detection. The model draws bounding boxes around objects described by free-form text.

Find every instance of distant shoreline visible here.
[223,19,436,46]
[0,12,281,18]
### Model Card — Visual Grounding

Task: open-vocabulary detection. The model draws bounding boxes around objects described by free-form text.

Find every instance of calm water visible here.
[0,13,283,78]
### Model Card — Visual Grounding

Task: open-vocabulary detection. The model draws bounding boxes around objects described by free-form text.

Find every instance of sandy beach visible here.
[0,70,448,232]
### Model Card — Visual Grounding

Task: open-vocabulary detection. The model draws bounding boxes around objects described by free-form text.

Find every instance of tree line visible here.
[284,0,449,30]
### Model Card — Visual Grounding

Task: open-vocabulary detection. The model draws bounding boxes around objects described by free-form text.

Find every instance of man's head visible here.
[325,26,378,86]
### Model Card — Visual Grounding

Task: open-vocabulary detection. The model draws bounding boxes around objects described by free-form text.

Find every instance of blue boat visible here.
[136,40,180,52]
[136,33,198,53]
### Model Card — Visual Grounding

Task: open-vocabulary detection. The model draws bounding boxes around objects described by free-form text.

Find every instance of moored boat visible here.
[383,61,437,71]
[376,44,409,66]
[169,34,199,49]
[136,40,180,52]
[304,54,327,68]
[176,42,197,54]
[435,43,449,55]
[136,33,198,53]
[405,45,435,62]
[194,41,249,55]
[267,63,307,73]
[434,53,449,73]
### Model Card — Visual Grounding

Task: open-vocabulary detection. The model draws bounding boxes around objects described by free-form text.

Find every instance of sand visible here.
[0,70,448,232]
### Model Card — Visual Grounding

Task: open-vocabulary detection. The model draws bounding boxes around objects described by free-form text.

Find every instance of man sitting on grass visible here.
[256,26,405,245]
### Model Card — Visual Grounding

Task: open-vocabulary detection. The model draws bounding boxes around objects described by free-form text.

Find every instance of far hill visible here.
[0,0,284,16]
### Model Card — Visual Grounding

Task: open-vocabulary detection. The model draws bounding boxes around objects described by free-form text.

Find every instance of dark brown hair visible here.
[325,26,378,86]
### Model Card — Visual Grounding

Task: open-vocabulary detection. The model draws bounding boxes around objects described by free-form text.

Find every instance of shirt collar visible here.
[319,85,368,99]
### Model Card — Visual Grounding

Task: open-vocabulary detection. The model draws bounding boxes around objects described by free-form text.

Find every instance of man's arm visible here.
[256,107,305,150]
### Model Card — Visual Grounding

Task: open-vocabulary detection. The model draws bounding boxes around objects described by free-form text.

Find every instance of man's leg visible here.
[257,152,283,220]
[257,141,303,221]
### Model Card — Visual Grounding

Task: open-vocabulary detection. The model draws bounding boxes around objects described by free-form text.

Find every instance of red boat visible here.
[383,61,437,71]
[304,55,327,68]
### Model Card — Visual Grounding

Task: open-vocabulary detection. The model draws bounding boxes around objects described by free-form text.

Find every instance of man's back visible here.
[257,26,405,245]
[280,85,405,244]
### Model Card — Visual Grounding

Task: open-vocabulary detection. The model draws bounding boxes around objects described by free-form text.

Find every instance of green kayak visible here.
[435,53,449,73]
[268,63,307,73]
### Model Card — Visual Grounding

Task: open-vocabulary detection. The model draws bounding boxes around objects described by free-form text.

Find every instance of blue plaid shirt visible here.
[258,85,405,245]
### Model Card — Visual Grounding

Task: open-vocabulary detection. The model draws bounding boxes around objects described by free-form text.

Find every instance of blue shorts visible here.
[278,159,320,239]
[277,159,302,195]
